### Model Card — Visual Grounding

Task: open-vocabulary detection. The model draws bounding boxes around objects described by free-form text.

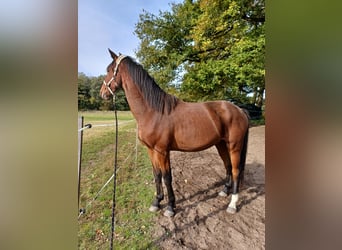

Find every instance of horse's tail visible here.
[239,109,250,185]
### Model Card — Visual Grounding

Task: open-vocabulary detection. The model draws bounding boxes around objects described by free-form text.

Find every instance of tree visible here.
[77,73,129,111]
[78,73,91,110]
[135,0,265,107]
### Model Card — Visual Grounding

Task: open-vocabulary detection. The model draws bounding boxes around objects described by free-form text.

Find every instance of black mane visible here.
[123,57,178,114]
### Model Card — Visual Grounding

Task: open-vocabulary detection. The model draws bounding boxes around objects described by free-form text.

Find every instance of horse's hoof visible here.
[218,190,228,197]
[163,209,175,217]
[226,206,237,214]
[149,205,160,212]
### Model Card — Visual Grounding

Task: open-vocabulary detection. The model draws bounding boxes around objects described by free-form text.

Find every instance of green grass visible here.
[79,111,134,121]
[78,111,158,249]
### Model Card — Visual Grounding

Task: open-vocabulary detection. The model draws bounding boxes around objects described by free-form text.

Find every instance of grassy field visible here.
[78,111,157,249]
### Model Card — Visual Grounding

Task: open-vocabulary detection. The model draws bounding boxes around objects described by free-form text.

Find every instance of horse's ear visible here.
[108,48,117,60]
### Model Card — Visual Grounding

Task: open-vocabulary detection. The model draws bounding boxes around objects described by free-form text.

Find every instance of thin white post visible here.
[78,116,84,211]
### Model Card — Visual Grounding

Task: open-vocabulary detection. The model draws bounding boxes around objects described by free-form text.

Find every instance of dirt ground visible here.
[152,125,265,249]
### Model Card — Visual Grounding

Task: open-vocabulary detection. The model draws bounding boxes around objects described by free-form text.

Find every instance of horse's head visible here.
[100,49,126,100]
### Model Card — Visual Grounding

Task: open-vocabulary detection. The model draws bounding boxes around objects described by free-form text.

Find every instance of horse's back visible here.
[169,100,248,151]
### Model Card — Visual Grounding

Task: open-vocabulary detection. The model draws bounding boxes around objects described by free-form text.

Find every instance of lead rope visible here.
[110,94,119,250]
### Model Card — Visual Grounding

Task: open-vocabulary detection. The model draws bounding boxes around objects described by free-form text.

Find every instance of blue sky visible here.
[78,0,183,77]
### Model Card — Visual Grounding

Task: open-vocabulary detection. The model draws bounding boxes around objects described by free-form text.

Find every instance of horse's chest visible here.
[138,129,155,146]
[138,126,168,148]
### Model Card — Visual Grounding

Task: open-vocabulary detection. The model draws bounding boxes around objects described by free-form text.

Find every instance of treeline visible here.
[135,0,265,107]
[78,73,129,111]
[78,0,265,111]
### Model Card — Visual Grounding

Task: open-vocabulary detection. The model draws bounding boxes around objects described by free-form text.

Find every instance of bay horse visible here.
[100,49,249,217]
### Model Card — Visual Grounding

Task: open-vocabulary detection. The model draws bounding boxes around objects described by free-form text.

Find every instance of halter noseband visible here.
[103,54,127,96]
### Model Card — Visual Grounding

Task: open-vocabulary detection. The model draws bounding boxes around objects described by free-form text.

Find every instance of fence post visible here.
[78,116,84,212]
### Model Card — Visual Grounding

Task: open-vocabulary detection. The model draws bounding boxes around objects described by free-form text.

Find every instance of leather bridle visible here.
[102,54,127,96]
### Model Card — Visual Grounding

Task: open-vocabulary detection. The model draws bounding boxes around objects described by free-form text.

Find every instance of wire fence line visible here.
[78,147,137,219]
[77,117,139,219]
[78,119,135,132]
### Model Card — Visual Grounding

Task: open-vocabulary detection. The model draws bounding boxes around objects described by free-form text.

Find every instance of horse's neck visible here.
[122,76,152,122]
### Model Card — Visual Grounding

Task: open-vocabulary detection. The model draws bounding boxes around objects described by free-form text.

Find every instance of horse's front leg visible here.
[149,167,163,212]
[162,165,175,217]
[147,149,175,217]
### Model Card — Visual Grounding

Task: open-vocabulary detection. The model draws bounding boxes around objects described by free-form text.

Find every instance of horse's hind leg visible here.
[215,141,232,197]
[227,125,249,214]
[227,143,243,214]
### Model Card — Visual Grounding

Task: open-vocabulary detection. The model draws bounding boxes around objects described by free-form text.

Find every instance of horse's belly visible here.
[172,125,221,151]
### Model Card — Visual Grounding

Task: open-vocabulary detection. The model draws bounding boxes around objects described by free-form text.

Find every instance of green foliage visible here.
[135,0,265,106]
[78,0,265,109]
[78,73,91,110]
[78,73,130,111]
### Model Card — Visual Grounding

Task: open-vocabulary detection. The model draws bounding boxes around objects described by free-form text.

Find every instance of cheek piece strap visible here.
[103,54,127,95]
